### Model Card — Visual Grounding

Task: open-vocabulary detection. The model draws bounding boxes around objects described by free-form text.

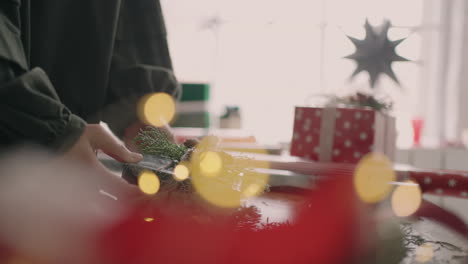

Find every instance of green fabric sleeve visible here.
[0,12,28,71]
[0,67,86,152]
[100,0,180,138]
[102,61,180,138]
[0,10,85,152]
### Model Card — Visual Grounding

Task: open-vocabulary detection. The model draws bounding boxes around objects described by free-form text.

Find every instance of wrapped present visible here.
[396,167,468,199]
[266,156,468,199]
[173,83,211,128]
[290,107,396,163]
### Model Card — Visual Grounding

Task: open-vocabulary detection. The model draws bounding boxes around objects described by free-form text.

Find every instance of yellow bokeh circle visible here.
[199,151,223,177]
[138,170,161,195]
[242,183,263,198]
[391,180,422,217]
[190,137,269,208]
[221,146,271,171]
[137,93,175,127]
[354,153,396,203]
[415,243,434,263]
[174,163,190,181]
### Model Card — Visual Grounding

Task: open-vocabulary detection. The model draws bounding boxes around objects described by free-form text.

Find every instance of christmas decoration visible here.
[325,92,393,113]
[124,127,195,193]
[122,126,270,221]
[134,126,188,161]
[401,222,468,263]
[173,83,211,128]
[290,106,396,163]
[345,20,409,88]
[267,158,468,200]
[398,169,468,199]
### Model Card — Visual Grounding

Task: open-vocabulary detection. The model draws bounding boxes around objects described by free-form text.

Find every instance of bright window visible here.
[162,0,439,147]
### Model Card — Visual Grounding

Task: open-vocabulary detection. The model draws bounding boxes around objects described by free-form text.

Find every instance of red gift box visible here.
[396,168,468,198]
[290,107,396,163]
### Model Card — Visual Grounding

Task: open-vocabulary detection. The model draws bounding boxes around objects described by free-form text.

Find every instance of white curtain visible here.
[422,0,468,146]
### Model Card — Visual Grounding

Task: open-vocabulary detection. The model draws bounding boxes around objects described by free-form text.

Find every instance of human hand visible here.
[62,124,143,198]
[0,145,138,264]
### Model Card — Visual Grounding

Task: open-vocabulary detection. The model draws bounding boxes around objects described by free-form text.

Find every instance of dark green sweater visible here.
[0,0,180,152]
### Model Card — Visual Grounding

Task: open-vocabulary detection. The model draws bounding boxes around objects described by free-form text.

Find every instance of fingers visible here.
[61,131,97,165]
[86,124,143,163]
[61,125,143,201]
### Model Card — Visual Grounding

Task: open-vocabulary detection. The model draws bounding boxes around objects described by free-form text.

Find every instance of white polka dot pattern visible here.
[360,132,367,140]
[344,140,352,148]
[343,121,351,130]
[424,177,431,185]
[296,109,303,120]
[448,179,457,187]
[293,132,300,140]
[291,107,388,164]
[400,170,468,199]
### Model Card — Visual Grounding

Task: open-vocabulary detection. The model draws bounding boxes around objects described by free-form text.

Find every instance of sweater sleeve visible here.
[0,10,85,152]
[100,0,180,137]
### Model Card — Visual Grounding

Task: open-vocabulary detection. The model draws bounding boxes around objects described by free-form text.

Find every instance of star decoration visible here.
[345,20,409,88]
[424,177,431,185]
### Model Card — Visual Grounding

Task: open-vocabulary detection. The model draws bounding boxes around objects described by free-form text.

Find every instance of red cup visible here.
[412,117,424,147]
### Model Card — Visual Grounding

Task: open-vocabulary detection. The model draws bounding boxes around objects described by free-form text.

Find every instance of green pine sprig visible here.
[326,92,393,112]
[134,126,188,161]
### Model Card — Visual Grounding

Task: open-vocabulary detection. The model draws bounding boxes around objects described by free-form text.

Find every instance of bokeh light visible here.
[354,153,396,203]
[221,146,271,171]
[391,180,422,217]
[174,162,190,181]
[195,135,220,151]
[415,243,434,263]
[144,218,154,222]
[137,93,175,127]
[190,136,269,208]
[242,184,263,198]
[199,151,223,177]
[138,170,160,195]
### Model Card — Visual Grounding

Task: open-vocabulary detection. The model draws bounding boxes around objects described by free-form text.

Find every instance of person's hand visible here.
[62,124,143,198]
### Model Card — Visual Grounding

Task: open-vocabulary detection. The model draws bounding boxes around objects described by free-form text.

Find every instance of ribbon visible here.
[319,107,337,162]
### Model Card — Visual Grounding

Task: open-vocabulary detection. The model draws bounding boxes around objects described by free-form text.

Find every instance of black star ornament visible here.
[345,20,409,88]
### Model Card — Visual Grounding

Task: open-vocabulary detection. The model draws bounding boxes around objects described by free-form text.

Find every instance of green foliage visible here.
[401,223,466,253]
[327,92,393,112]
[134,126,188,161]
